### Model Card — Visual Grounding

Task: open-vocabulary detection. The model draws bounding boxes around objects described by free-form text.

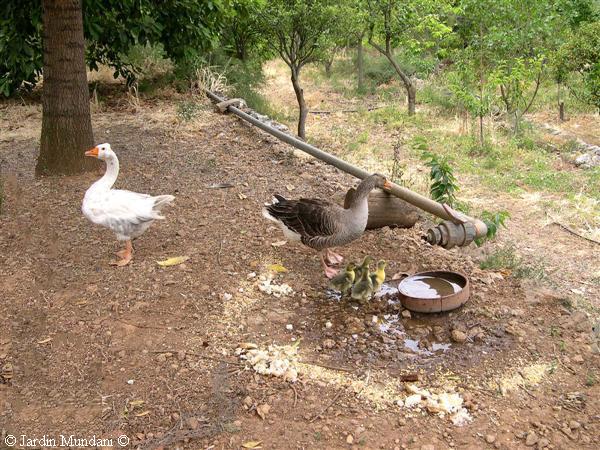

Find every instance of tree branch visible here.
[522,66,543,116]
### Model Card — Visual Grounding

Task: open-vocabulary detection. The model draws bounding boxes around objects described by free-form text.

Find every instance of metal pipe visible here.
[206,90,488,247]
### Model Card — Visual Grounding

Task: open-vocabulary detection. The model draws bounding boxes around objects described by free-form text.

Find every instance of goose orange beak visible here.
[85,146,99,157]
[383,180,393,190]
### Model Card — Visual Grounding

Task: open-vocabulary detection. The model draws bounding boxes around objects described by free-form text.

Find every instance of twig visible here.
[290,384,299,407]
[115,318,171,330]
[309,105,384,114]
[216,239,224,266]
[550,222,600,246]
[552,345,577,375]
[520,385,536,399]
[150,350,243,366]
[304,360,354,373]
[309,390,344,423]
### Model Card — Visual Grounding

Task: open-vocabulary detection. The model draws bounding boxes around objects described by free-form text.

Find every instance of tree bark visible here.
[357,34,364,91]
[291,67,308,140]
[369,38,416,116]
[407,84,416,116]
[324,58,333,77]
[36,0,96,176]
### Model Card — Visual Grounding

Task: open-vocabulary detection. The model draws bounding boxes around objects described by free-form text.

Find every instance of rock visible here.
[243,396,253,409]
[345,317,365,334]
[538,438,549,449]
[572,354,584,364]
[346,434,354,444]
[525,431,538,446]
[568,311,591,332]
[256,403,270,420]
[186,417,199,430]
[322,339,336,349]
[401,310,412,319]
[451,330,467,343]
[568,420,580,430]
[485,434,496,444]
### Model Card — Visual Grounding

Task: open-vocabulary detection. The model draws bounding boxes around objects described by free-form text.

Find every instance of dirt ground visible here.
[0,87,599,450]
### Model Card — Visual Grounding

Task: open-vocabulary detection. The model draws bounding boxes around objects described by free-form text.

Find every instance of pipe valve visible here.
[425,220,478,249]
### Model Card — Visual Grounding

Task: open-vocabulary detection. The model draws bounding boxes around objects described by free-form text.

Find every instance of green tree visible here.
[260,0,345,139]
[366,0,454,115]
[1,0,226,175]
[221,0,269,62]
[453,0,562,137]
[552,20,600,112]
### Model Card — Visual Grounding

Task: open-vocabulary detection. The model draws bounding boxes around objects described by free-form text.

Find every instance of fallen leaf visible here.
[256,404,270,420]
[267,263,288,273]
[156,256,190,267]
[271,240,287,247]
[135,410,151,417]
[242,441,262,449]
[129,400,145,408]
[37,338,52,344]
[75,300,87,306]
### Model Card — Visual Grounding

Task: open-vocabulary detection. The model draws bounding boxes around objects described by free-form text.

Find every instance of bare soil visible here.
[0,89,598,450]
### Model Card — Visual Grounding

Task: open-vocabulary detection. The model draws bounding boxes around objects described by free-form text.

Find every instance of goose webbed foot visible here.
[320,251,340,279]
[324,248,344,265]
[111,240,133,267]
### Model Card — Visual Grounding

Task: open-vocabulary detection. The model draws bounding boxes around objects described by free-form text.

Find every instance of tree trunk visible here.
[557,83,565,122]
[36,0,95,176]
[407,84,416,116]
[374,46,416,116]
[324,58,333,77]
[291,68,307,140]
[559,101,565,121]
[479,114,484,147]
[357,34,364,91]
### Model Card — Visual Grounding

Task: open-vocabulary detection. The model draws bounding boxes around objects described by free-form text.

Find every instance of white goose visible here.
[82,143,175,266]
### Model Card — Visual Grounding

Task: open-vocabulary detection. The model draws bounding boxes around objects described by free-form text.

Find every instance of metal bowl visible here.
[398,270,470,313]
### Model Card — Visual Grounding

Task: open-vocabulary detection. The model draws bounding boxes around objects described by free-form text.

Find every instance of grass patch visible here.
[480,245,546,280]
[176,100,202,122]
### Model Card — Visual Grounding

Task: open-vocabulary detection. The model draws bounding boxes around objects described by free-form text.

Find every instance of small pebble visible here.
[525,431,538,446]
[286,324,293,331]
[401,310,412,319]
[485,434,496,444]
[127,379,134,385]
[346,434,354,444]
[451,329,467,343]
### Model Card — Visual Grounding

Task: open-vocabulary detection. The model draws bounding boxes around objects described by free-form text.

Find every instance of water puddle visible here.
[324,281,452,358]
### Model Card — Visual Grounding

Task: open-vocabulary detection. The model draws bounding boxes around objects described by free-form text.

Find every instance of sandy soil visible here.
[0,90,598,450]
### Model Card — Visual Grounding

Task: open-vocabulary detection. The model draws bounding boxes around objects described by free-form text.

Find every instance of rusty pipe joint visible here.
[425,220,478,249]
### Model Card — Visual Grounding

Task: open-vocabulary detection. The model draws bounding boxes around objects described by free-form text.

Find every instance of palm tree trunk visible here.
[36,0,96,176]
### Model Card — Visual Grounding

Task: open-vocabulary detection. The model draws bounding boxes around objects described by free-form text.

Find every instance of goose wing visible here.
[84,190,160,236]
[266,196,342,243]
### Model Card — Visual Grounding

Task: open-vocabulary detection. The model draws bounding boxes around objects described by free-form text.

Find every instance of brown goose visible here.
[262,174,390,278]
